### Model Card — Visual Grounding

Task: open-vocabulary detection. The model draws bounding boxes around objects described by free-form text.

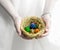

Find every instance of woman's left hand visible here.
[36,13,51,39]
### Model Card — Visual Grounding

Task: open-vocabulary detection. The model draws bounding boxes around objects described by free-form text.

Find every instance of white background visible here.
[0,0,60,50]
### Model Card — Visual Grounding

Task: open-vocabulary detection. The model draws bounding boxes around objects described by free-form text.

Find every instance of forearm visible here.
[43,0,57,13]
[0,0,20,20]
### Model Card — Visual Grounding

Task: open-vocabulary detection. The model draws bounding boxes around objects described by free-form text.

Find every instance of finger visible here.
[41,28,49,37]
[42,13,51,28]
[14,23,21,36]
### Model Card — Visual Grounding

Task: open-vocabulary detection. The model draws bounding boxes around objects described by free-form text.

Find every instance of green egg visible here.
[24,26,31,32]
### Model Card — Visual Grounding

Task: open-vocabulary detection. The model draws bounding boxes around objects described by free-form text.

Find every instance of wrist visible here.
[42,12,51,17]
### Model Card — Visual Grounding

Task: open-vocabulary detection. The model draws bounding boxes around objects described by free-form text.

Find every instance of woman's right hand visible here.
[14,17,22,36]
[14,17,32,39]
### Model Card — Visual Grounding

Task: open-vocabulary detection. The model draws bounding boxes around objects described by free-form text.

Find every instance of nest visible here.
[20,16,46,38]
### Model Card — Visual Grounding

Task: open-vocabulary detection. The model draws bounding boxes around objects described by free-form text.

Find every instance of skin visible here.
[0,0,56,39]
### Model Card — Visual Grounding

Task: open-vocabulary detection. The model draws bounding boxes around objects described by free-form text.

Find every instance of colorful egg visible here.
[34,29,40,33]
[30,23,38,29]
[24,26,31,32]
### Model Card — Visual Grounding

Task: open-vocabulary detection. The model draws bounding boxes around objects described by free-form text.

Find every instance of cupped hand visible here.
[14,17,22,36]
[36,13,51,39]
[14,17,33,39]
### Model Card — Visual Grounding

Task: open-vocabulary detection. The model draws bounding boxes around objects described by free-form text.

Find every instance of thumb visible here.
[42,13,51,29]
[41,13,51,37]
[14,22,21,36]
[14,17,22,36]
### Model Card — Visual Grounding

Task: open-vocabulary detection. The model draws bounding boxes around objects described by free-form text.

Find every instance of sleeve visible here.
[0,0,21,20]
[43,0,58,14]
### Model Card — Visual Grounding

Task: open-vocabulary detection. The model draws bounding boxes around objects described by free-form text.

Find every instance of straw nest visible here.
[20,16,46,38]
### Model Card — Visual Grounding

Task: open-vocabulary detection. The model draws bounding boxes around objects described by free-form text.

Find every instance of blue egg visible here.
[30,23,37,29]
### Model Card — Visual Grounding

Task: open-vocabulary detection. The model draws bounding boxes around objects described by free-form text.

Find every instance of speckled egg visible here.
[24,26,31,32]
[30,23,38,29]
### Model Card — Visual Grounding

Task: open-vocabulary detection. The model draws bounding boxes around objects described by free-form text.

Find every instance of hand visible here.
[14,17,33,39]
[36,13,51,39]
[39,13,51,38]
[14,17,22,36]
[43,13,51,36]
